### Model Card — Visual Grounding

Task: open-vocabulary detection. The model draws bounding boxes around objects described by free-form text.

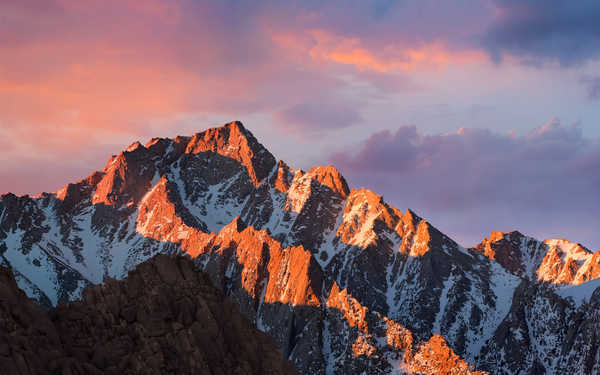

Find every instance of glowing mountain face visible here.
[2,121,599,374]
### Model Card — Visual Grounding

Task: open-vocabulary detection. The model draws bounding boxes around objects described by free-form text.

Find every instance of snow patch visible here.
[2,229,60,304]
[556,278,600,306]
[432,270,458,334]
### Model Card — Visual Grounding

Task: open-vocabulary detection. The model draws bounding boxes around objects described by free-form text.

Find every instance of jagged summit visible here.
[50,121,277,209]
[185,121,276,185]
[125,140,143,152]
[2,121,600,375]
[305,165,350,197]
[473,229,600,286]
[544,237,591,252]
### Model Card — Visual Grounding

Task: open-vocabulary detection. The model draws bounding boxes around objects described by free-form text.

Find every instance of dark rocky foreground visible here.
[0,254,299,375]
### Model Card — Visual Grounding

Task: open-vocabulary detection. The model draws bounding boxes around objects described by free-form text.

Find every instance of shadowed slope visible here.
[0,254,299,375]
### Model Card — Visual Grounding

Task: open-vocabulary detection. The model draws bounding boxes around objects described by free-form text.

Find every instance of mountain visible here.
[1,121,599,374]
[0,254,299,374]
[474,230,600,285]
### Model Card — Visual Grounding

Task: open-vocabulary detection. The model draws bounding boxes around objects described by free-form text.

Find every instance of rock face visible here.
[1,121,600,374]
[0,254,299,375]
[323,282,485,375]
[474,230,600,285]
[477,277,600,374]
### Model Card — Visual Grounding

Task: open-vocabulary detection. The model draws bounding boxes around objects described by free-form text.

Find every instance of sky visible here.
[1,0,599,249]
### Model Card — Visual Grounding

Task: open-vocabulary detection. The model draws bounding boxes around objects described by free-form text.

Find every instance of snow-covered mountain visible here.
[1,121,599,374]
[474,230,600,286]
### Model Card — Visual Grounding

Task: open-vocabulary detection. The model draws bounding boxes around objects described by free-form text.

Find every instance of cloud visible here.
[3,0,599,203]
[270,26,486,76]
[273,96,363,135]
[0,0,345,195]
[581,76,600,100]
[0,0,498,196]
[303,30,486,73]
[0,0,487,137]
[483,0,600,65]
[329,120,600,249]
[0,156,105,197]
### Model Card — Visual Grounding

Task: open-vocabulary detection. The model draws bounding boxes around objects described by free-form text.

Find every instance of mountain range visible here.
[1,121,599,374]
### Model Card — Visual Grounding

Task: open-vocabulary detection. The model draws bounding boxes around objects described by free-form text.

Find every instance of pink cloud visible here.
[305,30,487,73]
[329,120,600,249]
[2,0,490,196]
[3,0,490,130]
[273,95,363,136]
[4,0,597,212]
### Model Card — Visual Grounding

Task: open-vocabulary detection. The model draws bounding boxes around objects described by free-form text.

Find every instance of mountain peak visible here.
[544,238,590,253]
[488,230,505,242]
[401,208,421,232]
[225,119,247,132]
[473,230,531,274]
[269,160,294,193]
[80,121,277,207]
[306,165,350,197]
[125,141,144,152]
[473,230,600,285]
[185,121,276,185]
[487,230,524,243]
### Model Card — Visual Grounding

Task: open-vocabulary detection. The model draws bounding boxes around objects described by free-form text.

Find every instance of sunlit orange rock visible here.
[91,144,156,206]
[327,282,369,333]
[398,208,420,237]
[537,239,600,285]
[474,231,600,286]
[352,334,377,357]
[336,188,402,248]
[270,160,294,193]
[305,165,350,197]
[576,251,600,283]
[384,317,414,354]
[135,176,214,257]
[408,334,486,375]
[55,171,104,212]
[409,220,432,257]
[326,281,485,373]
[184,121,276,186]
[265,244,321,307]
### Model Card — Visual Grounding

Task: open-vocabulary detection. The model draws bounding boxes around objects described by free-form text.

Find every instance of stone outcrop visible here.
[0,254,299,375]
[474,230,600,286]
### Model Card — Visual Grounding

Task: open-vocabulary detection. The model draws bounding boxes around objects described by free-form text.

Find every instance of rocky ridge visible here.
[1,121,599,374]
[0,254,299,375]
[474,230,600,286]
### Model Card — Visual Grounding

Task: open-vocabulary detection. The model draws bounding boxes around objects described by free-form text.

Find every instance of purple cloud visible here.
[3,0,600,207]
[581,76,600,100]
[483,0,600,65]
[330,120,600,249]
[273,96,363,135]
